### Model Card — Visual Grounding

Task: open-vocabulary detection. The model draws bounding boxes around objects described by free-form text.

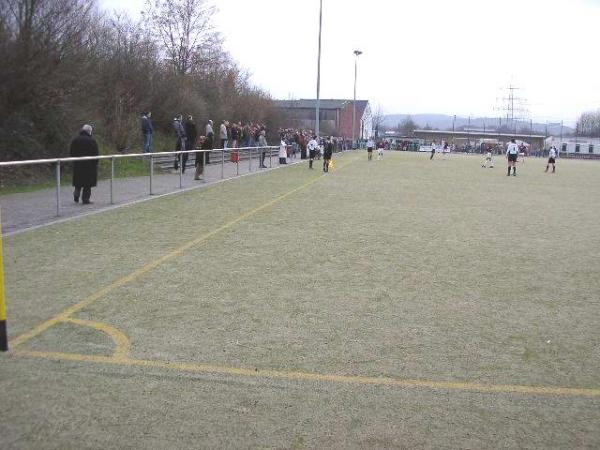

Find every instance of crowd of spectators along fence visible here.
[278,128,352,159]
[141,111,353,163]
[143,114,271,155]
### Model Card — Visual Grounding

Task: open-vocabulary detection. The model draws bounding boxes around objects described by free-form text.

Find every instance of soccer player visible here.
[366,138,375,161]
[430,141,437,160]
[482,150,494,168]
[307,135,318,169]
[518,143,526,163]
[443,141,450,160]
[546,146,557,173]
[377,141,384,160]
[506,138,519,176]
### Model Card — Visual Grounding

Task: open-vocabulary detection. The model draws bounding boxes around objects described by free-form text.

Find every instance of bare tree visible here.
[0,0,276,168]
[398,116,417,135]
[144,0,219,75]
[371,104,386,139]
[577,110,600,138]
[0,0,97,160]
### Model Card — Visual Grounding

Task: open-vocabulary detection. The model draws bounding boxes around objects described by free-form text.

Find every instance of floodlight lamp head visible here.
[354,50,363,56]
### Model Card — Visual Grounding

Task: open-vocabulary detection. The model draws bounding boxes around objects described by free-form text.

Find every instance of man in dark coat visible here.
[173,115,186,171]
[141,111,153,153]
[183,115,197,174]
[204,124,214,165]
[70,124,99,204]
[195,135,210,181]
[323,137,334,172]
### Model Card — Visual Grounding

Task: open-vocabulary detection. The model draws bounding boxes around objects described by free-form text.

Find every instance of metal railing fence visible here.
[0,146,287,217]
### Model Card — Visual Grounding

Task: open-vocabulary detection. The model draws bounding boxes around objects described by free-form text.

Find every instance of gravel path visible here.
[1,151,302,235]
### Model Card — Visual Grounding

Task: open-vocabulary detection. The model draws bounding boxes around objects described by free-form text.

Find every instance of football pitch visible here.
[1,151,599,449]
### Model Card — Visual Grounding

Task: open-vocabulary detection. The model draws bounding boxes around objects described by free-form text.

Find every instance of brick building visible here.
[273,99,372,139]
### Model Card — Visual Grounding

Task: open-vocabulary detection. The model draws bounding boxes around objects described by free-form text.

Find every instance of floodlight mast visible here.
[315,0,323,139]
[352,50,362,148]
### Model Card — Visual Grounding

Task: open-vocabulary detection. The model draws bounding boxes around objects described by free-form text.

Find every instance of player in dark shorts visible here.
[506,138,519,176]
[307,136,318,169]
[546,146,557,173]
[366,138,374,161]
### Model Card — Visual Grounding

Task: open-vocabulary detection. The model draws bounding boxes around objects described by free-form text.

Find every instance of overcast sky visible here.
[100,0,599,124]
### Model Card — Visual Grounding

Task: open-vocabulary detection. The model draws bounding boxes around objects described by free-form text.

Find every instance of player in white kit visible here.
[482,150,494,168]
[545,146,557,173]
[506,139,519,176]
[377,142,384,160]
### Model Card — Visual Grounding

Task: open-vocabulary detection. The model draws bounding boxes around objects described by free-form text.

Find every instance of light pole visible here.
[560,120,563,157]
[452,115,456,147]
[315,0,323,138]
[352,50,362,148]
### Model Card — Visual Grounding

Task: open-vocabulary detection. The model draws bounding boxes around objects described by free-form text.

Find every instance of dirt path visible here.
[0,154,302,235]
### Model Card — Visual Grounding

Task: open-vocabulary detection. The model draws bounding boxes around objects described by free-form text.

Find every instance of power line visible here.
[496,84,529,132]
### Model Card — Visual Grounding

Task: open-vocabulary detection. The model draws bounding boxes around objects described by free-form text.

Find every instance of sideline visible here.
[13,350,600,399]
[9,154,359,349]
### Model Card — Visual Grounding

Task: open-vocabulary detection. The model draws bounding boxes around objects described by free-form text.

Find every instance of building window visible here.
[319,110,337,121]
[589,145,594,154]
[575,144,580,153]
[561,143,567,152]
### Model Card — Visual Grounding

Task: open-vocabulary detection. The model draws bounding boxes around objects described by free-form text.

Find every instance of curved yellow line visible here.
[61,318,130,361]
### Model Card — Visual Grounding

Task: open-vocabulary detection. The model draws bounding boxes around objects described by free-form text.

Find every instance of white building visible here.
[545,136,600,157]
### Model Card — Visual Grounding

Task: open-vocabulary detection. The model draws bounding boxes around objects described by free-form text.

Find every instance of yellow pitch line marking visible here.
[9,155,360,350]
[14,350,600,399]
[62,318,130,361]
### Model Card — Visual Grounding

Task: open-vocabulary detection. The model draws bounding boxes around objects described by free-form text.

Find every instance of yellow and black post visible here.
[0,209,7,351]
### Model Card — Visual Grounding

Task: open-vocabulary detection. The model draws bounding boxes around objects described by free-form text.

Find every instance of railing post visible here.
[0,209,7,351]
[221,148,225,179]
[110,157,115,205]
[55,161,61,217]
[178,152,183,189]
[269,147,272,168]
[150,155,154,195]
[236,149,239,176]
[249,148,252,172]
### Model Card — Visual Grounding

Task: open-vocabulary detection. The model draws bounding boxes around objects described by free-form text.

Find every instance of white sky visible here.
[100,0,600,124]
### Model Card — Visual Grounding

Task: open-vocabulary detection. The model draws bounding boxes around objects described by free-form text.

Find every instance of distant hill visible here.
[384,114,574,136]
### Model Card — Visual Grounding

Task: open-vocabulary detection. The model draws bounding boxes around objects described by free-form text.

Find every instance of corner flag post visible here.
[0,209,7,351]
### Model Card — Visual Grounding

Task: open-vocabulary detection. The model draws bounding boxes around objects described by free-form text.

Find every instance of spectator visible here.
[220,120,228,149]
[205,119,214,164]
[292,132,300,158]
[70,124,99,205]
[279,135,287,165]
[184,115,197,174]
[141,111,153,153]
[242,122,251,147]
[173,115,186,171]
[258,130,268,168]
[205,119,214,137]
[230,122,239,149]
[299,132,307,159]
[323,137,333,172]
[195,135,209,181]
[254,125,262,149]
